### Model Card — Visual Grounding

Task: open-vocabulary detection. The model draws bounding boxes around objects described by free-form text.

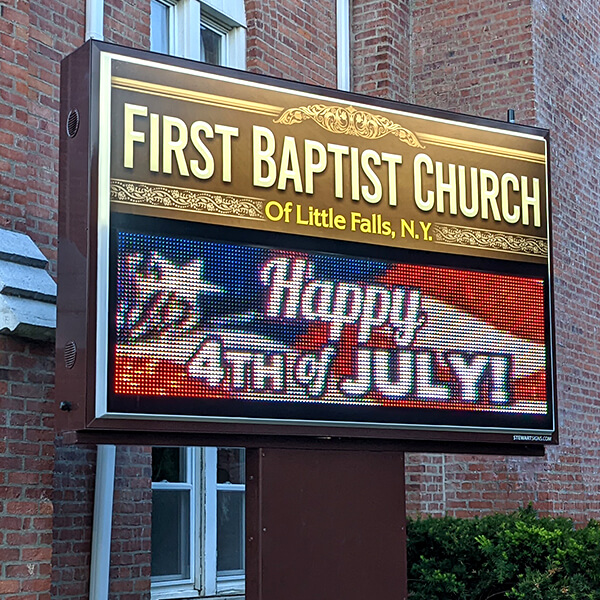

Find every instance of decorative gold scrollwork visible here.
[111,180,264,219]
[432,224,548,258]
[274,104,424,148]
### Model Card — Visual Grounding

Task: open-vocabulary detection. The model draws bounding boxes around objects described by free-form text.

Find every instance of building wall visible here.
[1,0,600,598]
[246,0,337,86]
[52,444,152,600]
[109,447,153,600]
[404,0,542,518]
[532,0,600,518]
[1,0,82,598]
[0,337,55,600]
[51,443,95,600]
[49,3,154,598]
[404,0,600,523]
[352,0,411,101]
[411,0,536,122]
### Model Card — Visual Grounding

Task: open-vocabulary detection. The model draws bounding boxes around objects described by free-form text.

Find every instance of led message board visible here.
[57,41,556,446]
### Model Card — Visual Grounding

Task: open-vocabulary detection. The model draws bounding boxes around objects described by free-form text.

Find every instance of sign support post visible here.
[246,447,407,600]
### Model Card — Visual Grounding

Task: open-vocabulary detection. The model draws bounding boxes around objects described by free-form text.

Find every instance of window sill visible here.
[151,585,201,600]
[151,585,244,600]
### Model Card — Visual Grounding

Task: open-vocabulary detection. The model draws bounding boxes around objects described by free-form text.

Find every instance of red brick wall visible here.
[109,446,152,600]
[51,442,95,600]
[105,0,150,49]
[352,0,410,101]
[51,445,152,600]
[50,3,154,599]
[410,0,536,122]
[0,0,83,595]
[0,2,31,240]
[531,0,600,519]
[246,0,337,87]
[0,337,55,600]
[407,454,551,519]
[404,0,600,525]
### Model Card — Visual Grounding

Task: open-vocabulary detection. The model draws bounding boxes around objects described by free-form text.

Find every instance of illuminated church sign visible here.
[57,41,556,446]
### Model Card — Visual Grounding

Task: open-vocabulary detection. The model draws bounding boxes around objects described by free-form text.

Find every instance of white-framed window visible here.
[151,447,246,600]
[205,448,246,596]
[151,447,196,593]
[150,0,176,55]
[150,0,246,70]
[149,4,246,598]
[200,13,228,66]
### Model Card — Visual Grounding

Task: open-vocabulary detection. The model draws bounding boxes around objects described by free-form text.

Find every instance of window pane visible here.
[150,0,170,54]
[200,24,222,65]
[152,447,186,482]
[217,448,245,484]
[151,489,191,579]
[217,490,245,573]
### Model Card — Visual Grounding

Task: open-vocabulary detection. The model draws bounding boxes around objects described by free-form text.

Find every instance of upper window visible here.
[200,16,226,66]
[150,0,174,54]
[150,0,246,69]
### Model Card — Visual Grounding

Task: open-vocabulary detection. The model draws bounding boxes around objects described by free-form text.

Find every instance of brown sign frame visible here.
[56,41,557,451]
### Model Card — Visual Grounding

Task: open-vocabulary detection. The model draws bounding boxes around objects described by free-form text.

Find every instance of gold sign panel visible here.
[103,54,549,263]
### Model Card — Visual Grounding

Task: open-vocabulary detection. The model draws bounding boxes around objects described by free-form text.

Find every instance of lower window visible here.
[151,447,245,599]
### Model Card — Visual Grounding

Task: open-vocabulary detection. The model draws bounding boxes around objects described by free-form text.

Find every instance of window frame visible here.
[199,14,229,67]
[201,448,246,597]
[149,0,246,69]
[150,0,178,55]
[151,448,246,600]
[336,0,351,91]
[199,2,246,70]
[151,448,198,598]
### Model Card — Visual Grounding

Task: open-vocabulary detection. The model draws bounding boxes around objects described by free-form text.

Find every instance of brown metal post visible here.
[246,448,407,600]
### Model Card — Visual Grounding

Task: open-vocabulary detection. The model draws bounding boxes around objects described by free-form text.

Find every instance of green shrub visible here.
[407,506,600,599]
